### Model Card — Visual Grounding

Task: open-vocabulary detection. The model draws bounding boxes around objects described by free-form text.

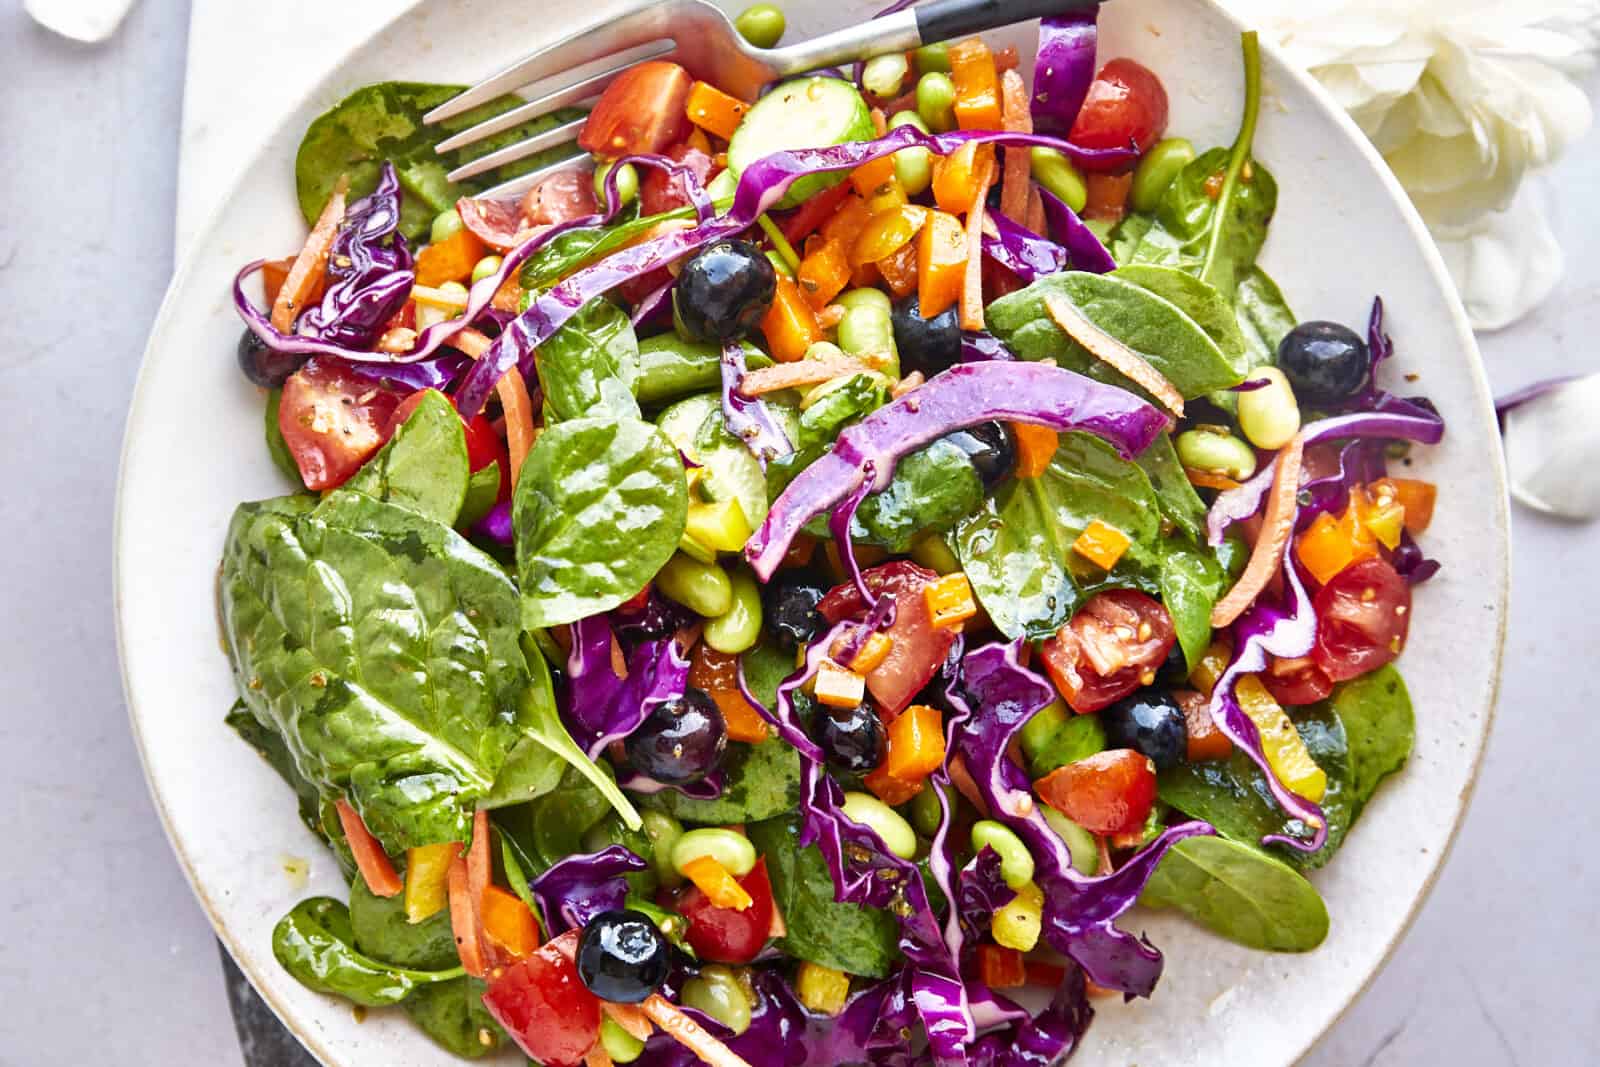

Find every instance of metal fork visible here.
[425,0,1102,199]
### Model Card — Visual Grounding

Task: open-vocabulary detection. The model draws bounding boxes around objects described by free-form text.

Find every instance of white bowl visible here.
[115,0,1508,1063]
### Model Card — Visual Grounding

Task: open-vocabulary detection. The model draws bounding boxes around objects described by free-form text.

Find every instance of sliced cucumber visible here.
[728,76,876,209]
[656,393,797,533]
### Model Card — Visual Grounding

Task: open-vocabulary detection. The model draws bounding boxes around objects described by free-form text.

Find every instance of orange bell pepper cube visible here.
[977,944,1027,989]
[1012,423,1058,478]
[760,273,824,362]
[335,799,402,898]
[1082,172,1133,223]
[876,239,920,299]
[1072,519,1132,571]
[1175,689,1232,762]
[797,237,852,309]
[931,142,996,215]
[885,704,946,781]
[709,689,771,743]
[838,631,894,674]
[1372,477,1437,535]
[917,210,967,318]
[782,182,855,245]
[851,155,899,201]
[864,762,925,806]
[681,855,754,910]
[415,225,487,288]
[949,37,1002,131]
[481,884,541,959]
[821,193,873,247]
[923,573,978,630]
[850,260,883,290]
[685,81,749,140]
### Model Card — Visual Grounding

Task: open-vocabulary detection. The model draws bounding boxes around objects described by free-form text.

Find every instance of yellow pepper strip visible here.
[403,842,459,924]
[1236,676,1327,803]
[795,962,852,1015]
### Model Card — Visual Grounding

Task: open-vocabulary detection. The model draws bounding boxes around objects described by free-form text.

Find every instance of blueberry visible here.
[576,909,670,1003]
[763,573,829,652]
[891,294,962,378]
[1100,689,1187,771]
[814,702,884,773]
[1276,321,1370,405]
[624,688,727,785]
[942,421,1016,492]
[237,328,305,388]
[674,240,777,343]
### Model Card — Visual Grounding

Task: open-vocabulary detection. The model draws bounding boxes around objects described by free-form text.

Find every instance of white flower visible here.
[25,0,139,43]
[1503,373,1600,520]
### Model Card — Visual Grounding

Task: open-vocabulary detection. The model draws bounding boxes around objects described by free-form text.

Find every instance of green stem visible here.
[1200,31,1262,289]
[757,213,803,273]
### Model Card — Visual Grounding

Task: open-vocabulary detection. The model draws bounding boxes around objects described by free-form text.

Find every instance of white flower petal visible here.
[24,0,136,42]
[1431,182,1563,330]
[1504,373,1600,521]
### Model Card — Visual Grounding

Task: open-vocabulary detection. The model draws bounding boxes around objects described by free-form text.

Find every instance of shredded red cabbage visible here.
[1037,187,1116,274]
[957,846,1016,946]
[564,616,691,760]
[961,332,1017,362]
[299,161,414,350]
[721,342,794,467]
[1031,12,1099,135]
[969,971,1094,1067]
[472,499,514,545]
[340,350,471,393]
[527,844,646,935]
[982,211,1069,282]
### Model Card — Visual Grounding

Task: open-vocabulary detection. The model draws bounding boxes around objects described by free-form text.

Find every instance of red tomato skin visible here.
[520,169,598,228]
[1312,557,1411,682]
[481,941,602,1067]
[1035,749,1156,836]
[578,61,694,159]
[1068,59,1170,173]
[1037,591,1176,713]
[1262,655,1335,707]
[640,144,716,216]
[278,362,402,491]
[818,561,957,716]
[678,859,775,964]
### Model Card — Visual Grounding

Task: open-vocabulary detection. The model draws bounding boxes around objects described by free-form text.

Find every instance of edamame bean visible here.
[834,288,892,314]
[907,779,952,838]
[1030,148,1087,213]
[990,881,1044,951]
[970,820,1036,889]
[471,255,503,285]
[641,810,686,888]
[704,569,763,654]
[803,340,849,362]
[909,531,960,575]
[1130,137,1196,214]
[888,111,934,197]
[1175,427,1258,480]
[672,827,758,878]
[733,2,786,49]
[836,294,900,378]
[914,41,951,74]
[862,54,910,99]
[430,207,464,244]
[594,160,640,208]
[916,72,958,133]
[1041,808,1098,875]
[682,966,752,1035]
[656,553,734,617]
[600,1016,645,1063]
[1236,366,1302,449]
[841,792,918,859]
[636,336,767,407]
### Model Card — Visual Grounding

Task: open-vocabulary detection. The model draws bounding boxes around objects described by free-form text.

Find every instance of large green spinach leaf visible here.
[226,700,325,840]
[534,298,641,424]
[647,738,801,824]
[514,416,687,628]
[741,641,797,712]
[1140,836,1328,952]
[1330,665,1414,804]
[344,389,469,525]
[747,816,900,978]
[1233,267,1296,377]
[348,875,459,970]
[1158,536,1228,672]
[850,438,985,552]
[403,977,504,1058]
[1113,264,1248,368]
[497,763,619,872]
[1134,431,1207,543]
[272,897,464,1006]
[296,82,582,242]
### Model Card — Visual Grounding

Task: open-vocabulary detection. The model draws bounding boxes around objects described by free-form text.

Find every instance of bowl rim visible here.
[114,1,1509,1063]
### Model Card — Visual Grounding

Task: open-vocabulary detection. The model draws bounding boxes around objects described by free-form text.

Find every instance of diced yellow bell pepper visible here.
[685,498,752,554]
[677,530,718,564]
[991,881,1043,951]
[403,842,459,924]
[1188,640,1232,696]
[813,660,867,708]
[923,572,977,629]
[1236,675,1327,803]
[796,961,852,1015]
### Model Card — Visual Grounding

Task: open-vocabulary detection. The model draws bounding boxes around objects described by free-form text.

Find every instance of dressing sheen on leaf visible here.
[343,389,469,525]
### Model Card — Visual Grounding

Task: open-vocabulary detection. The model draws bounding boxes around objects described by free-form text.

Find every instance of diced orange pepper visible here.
[814,660,867,708]
[977,944,1027,989]
[851,155,899,201]
[923,573,977,630]
[681,855,753,910]
[949,38,1002,131]
[1012,423,1058,478]
[931,142,995,215]
[481,885,541,959]
[1072,519,1132,571]
[710,689,771,743]
[821,194,873,247]
[760,273,823,362]
[783,182,855,245]
[1296,512,1356,586]
[864,763,925,806]
[917,210,967,318]
[1185,467,1242,491]
[797,237,852,309]
[876,240,919,299]
[1083,172,1133,223]
[335,800,402,898]
[415,226,487,287]
[685,81,749,140]
[1373,477,1437,535]
[838,631,894,674]
[853,204,928,267]
[688,644,736,689]
[1355,484,1405,549]
[850,260,882,290]
[1175,689,1231,761]
[885,704,946,781]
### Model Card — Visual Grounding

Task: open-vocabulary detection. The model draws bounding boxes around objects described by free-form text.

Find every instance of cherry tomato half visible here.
[277,361,403,491]
[678,858,775,964]
[1037,591,1176,714]
[640,143,716,217]
[481,935,602,1067]
[1262,654,1334,707]
[1311,557,1411,682]
[520,169,598,229]
[1035,748,1156,836]
[818,561,957,716]
[1068,58,1170,173]
[578,61,694,159]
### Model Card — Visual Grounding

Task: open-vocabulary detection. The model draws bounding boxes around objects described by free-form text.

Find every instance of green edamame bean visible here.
[1041,808,1098,875]
[642,810,685,888]
[914,41,951,74]
[430,207,464,244]
[1236,366,1302,450]
[1030,148,1087,214]
[672,827,758,878]
[971,820,1036,889]
[916,72,958,133]
[1130,137,1196,214]
[656,553,733,617]
[1219,531,1249,581]
[682,966,752,1035]
[862,54,910,99]
[470,255,503,285]
[1175,427,1258,480]
[907,779,952,838]
[888,111,934,197]
[704,569,763,654]
[841,792,918,859]
[837,298,900,378]
[594,160,639,208]
[601,1016,645,1063]
[734,2,786,49]
[835,288,892,314]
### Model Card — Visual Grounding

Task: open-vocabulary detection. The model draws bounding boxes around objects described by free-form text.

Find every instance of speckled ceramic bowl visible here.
[116,1,1507,1063]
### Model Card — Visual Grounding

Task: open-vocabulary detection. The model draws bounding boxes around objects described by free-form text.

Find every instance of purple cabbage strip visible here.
[564,617,692,761]
[299,162,414,350]
[982,211,1070,283]
[1295,437,1386,531]
[969,970,1095,1067]
[339,350,471,393]
[1037,187,1116,274]
[1230,376,1271,392]
[630,278,675,327]
[967,983,1030,1036]
[1031,11,1099,136]
[745,361,1169,580]
[472,499,514,545]
[454,125,1136,415]
[721,342,794,467]
[829,464,882,608]
[527,845,646,935]
[1495,374,1580,428]
[962,332,1017,363]
[957,847,1016,946]
[604,152,714,223]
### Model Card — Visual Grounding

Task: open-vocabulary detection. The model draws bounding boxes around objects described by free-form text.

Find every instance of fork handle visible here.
[916,0,1104,44]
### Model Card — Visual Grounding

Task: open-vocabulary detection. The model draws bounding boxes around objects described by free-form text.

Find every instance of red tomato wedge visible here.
[678,858,775,964]
[818,561,957,716]
[640,143,716,216]
[1262,654,1334,707]
[1035,748,1156,836]
[522,168,599,227]
[1037,591,1176,713]
[278,362,402,491]
[482,934,602,1067]
[1311,557,1411,682]
[579,61,694,159]
[1068,59,1170,173]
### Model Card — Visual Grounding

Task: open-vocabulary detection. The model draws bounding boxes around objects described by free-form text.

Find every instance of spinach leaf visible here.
[534,298,641,424]
[1158,536,1228,672]
[514,416,687,628]
[296,82,583,241]
[1134,431,1207,543]
[741,642,796,711]
[263,390,305,487]
[225,700,324,840]
[1113,264,1248,369]
[457,461,501,531]
[521,204,701,290]
[1106,212,1155,265]
[747,816,900,978]
[985,271,1247,399]
[1139,836,1328,952]
[850,437,985,553]
[348,875,459,970]
[795,373,888,452]
[496,764,617,872]
[1028,714,1106,776]
[659,392,788,533]
[1233,267,1296,377]
[403,977,504,1058]
[272,897,463,1006]
[648,739,801,824]
[345,389,469,525]
[1329,665,1414,808]
[954,432,1163,640]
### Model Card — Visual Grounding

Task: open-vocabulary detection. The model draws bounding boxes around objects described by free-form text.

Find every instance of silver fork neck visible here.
[763,9,923,78]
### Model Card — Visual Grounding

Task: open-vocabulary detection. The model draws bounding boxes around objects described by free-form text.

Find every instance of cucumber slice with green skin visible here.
[728,76,876,210]
[655,392,798,533]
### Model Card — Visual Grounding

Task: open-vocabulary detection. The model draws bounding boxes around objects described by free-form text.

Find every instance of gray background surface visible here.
[2,1,1596,1063]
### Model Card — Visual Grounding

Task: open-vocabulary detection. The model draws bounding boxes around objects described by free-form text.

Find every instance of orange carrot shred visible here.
[960,156,995,332]
[1043,293,1185,417]
[999,70,1033,222]
[1211,435,1306,628]
[454,327,537,485]
[1025,184,1047,235]
[334,799,402,898]
[737,355,875,397]
[272,174,349,332]
[642,994,755,1067]
[603,1002,654,1043]
[447,855,489,978]
[586,1044,616,1067]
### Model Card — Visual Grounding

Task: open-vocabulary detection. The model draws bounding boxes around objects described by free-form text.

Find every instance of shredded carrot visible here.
[768,898,788,939]
[642,994,754,1067]
[1025,184,1047,235]
[1211,435,1305,628]
[999,70,1033,222]
[447,855,489,977]
[947,753,990,817]
[891,371,925,398]
[272,175,348,332]
[737,354,874,397]
[603,1002,654,1043]
[870,106,888,137]
[1043,293,1185,417]
[467,808,492,912]
[454,327,538,484]
[334,799,402,898]
[1097,836,1114,876]
[959,155,995,332]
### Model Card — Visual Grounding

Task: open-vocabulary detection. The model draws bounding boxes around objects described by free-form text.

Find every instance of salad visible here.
[221,4,1444,1064]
